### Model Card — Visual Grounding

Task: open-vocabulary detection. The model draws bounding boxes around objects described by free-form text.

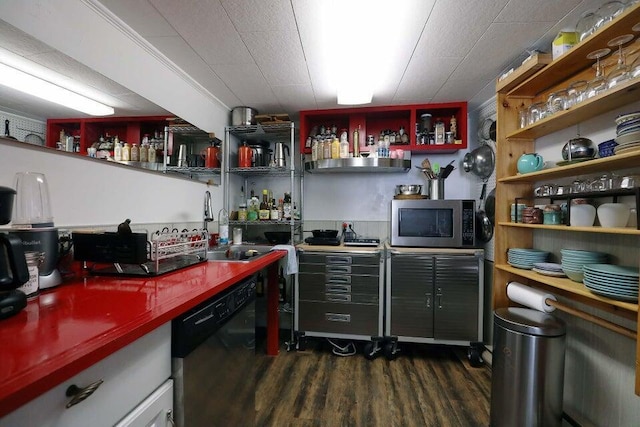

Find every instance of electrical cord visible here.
[327,338,356,357]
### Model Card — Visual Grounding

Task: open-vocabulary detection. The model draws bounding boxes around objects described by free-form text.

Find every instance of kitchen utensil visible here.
[12,172,54,227]
[4,120,16,140]
[476,182,493,242]
[395,184,423,196]
[485,187,496,225]
[249,144,272,167]
[238,142,252,167]
[468,145,495,179]
[517,153,545,174]
[311,229,338,238]
[427,179,445,200]
[440,160,456,179]
[231,106,258,126]
[264,231,291,244]
[462,152,474,172]
[24,133,44,146]
[204,145,220,168]
[274,142,290,168]
[562,137,594,160]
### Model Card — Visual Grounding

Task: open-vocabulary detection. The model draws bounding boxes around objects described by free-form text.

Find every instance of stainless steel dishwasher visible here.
[171,275,256,427]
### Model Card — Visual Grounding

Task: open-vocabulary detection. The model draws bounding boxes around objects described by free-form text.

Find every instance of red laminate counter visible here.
[0,251,284,418]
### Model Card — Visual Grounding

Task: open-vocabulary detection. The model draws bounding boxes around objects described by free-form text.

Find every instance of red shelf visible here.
[46,116,171,155]
[299,102,467,154]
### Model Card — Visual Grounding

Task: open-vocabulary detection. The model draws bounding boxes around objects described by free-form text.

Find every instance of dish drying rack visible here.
[148,229,208,267]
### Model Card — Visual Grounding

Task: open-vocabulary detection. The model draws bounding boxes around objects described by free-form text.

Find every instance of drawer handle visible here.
[327,266,351,274]
[426,292,432,308]
[326,294,351,302]
[326,284,351,293]
[167,409,176,426]
[65,379,104,409]
[327,275,351,284]
[327,256,351,264]
[326,313,351,323]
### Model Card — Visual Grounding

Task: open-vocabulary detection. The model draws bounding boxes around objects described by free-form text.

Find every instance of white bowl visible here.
[597,203,630,228]
[570,204,596,227]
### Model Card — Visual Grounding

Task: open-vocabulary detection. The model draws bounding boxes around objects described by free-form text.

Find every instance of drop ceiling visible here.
[0,0,613,124]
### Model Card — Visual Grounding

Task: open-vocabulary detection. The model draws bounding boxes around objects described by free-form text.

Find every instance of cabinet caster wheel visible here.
[384,341,399,360]
[363,342,380,360]
[467,347,484,367]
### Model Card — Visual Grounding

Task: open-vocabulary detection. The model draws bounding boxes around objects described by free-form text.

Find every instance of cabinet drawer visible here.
[299,252,380,266]
[298,301,380,336]
[298,272,380,295]
[1,323,171,427]
[300,263,379,275]
[300,289,379,304]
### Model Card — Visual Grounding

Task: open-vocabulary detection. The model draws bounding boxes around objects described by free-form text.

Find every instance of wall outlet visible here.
[342,221,353,231]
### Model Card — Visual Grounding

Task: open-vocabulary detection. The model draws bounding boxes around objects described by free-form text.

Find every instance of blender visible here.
[9,172,62,289]
[0,186,29,319]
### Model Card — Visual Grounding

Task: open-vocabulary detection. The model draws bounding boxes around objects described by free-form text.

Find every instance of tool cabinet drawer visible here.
[299,263,379,275]
[298,272,380,296]
[298,301,379,336]
[299,252,380,266]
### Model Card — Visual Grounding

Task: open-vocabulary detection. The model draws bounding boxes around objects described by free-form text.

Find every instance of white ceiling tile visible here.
[213,63,277,106]
[271,84,316,110]
[150,0,254,65]
[0,21,53,57]
[98,0,178,37]
[415,0,509,58]
[496,0,582,22]
[451,22,555,82]
[396,56,463,101]
[146,35,241,108]
[221,0,297,33]
[241,31,309,86]
[432,77,489,103]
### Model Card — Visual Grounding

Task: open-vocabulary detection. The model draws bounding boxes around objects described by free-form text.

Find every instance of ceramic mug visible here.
[517,153,544,174]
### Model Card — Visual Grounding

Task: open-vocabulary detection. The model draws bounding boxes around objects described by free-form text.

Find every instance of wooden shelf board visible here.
[496,53,552,93]
[495,263,638,317]
[508,4,640,97]
[498,222,640,235]
[498,150,640,183]
[507,78,640,140]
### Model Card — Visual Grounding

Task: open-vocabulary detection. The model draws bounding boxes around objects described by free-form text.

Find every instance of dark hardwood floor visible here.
[256,336,491,427]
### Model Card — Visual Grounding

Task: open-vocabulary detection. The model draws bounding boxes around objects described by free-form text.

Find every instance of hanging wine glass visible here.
[584,48,612,99]
[596,1,625,25]
[606,34,635,89]
[629,54,640,80]
[576,10,604,41]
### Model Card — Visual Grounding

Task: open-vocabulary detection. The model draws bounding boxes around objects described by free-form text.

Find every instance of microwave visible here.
[390,199,476,248]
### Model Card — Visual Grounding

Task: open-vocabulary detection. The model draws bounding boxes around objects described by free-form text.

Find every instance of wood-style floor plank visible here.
[256,339,491,427]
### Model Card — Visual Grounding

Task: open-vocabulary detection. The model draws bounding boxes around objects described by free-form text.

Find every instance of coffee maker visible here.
[9,172,62,289]
[0,186,29,319]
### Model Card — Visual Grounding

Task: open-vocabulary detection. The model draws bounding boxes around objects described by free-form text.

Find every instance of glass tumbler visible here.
[547,90,568,113]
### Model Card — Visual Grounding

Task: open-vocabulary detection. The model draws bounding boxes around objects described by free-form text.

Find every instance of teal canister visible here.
[517,153,545,174]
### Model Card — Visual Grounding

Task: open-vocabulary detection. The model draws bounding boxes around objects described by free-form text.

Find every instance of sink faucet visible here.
[203,190,213,231]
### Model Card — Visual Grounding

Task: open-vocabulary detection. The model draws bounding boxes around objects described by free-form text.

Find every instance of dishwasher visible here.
[171,274,256,427]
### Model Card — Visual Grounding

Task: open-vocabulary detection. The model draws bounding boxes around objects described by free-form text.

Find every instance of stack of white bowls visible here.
[561,249,608,282]
[508,248,550,269]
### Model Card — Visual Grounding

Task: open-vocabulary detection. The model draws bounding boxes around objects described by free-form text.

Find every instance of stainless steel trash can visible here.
[490,307,566,427]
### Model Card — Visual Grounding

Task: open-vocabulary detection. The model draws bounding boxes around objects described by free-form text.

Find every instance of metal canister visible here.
[18,251,43,297]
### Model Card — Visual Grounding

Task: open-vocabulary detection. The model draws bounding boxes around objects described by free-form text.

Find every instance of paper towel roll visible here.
[506,281,556,313]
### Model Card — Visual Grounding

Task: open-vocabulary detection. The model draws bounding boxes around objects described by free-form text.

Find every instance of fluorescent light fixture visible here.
[0,62,114,116]
[323,0,414,105]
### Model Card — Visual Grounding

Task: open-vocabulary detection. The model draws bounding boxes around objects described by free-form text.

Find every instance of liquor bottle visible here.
[113,139,123,161]
[139,142,148,162]
[283,192,292,220]
[339,132,349,158]
[270,198,279,220]
[131,143,140,161]
[122,142,131,161]
[256,271,264,297]
[278,266,286,303]
[353,125,360,158]
[218,208,229,245]
[148,143,157,163]
[331,137,340,159]
[259,189,270,221]
[277,198,284,221]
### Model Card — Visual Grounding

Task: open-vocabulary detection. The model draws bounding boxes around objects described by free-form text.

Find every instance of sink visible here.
[206,244,273,263]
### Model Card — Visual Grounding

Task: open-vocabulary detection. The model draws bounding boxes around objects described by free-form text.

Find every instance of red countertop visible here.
[0,251,284,418]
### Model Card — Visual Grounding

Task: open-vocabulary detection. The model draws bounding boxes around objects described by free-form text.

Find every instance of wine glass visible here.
[566,80,588,108]
[576,10,604,41]
[597,1,626,25]
[584,48,612,99]
[606,34,635,89]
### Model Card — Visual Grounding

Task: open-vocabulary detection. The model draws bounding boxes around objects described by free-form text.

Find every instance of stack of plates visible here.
[583,264,638,302]
[508,248,550,269]
[614,111,640,155]
[532,262,566,277]
[560,249,608,283]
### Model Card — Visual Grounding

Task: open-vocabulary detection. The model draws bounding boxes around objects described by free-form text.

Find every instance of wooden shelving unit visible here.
[494,3,640,395]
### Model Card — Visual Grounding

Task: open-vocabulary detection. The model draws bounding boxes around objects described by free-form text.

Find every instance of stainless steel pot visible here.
[395,184,422,195]
[249,145,272,167]
[231,107,258,126]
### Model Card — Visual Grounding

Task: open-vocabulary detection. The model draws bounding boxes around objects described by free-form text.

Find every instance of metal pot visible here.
[562,137,594,160]
[249,145,272,167]
[395,184,422,195]
[464,145,495,179]
[231,106,258,126]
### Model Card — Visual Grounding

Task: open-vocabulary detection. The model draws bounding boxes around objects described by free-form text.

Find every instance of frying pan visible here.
[485,186,496,225]
[476,182,493,243]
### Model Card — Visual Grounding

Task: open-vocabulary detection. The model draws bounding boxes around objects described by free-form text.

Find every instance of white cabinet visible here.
[0,323,171,427]
[114,379,173,427]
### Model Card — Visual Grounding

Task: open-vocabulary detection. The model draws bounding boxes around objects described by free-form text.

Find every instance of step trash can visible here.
[490,307,566,427]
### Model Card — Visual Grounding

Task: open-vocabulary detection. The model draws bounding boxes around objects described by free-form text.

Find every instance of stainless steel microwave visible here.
[390,199,476,248]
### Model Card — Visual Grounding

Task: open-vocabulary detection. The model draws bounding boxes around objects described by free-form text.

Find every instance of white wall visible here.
[0,141,223,228]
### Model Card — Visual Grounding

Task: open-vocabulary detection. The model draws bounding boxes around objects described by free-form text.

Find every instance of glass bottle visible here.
[131,143,140,161]
[311,138,319,161]
[270,198,279,220]
[277,198,284,221]
[323,138,331,159]
[259,189,270,221]
[283,192,292,220]
[122,142,131,161]
[113,139,123,161]
[352,126,360,158]
[339,133,349,158]
[148,143,157,163]
[256,271,264,297]
[331,137,340,159]
[218,208,229,245]
[139,142,148,162]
